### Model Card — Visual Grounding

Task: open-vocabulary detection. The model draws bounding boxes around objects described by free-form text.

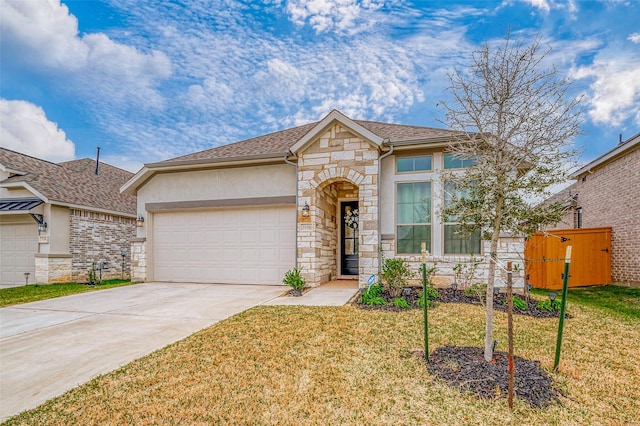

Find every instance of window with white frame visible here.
[443,154,476,169]
[443,181,481,254]
[396,181,431,254]
[396,155,432,173]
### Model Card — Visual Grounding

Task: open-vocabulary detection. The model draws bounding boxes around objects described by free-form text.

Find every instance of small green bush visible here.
[464,282,486,298]
[393,297,409,310]
[381,257,416,298]
[361,284,386,306]
[538,299,561,311]
[417,286,439,308]
[283,268,305,291]
[512,296,528,310]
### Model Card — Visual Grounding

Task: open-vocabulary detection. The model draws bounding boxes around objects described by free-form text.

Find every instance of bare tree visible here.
[439,32,582,362]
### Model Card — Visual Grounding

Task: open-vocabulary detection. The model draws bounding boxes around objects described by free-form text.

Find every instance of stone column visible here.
[130,238,147,282]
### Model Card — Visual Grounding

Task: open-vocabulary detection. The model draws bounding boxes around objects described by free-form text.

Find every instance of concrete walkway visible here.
[0,283,284,421]
[264,279,360,306]
[0,280,359,421]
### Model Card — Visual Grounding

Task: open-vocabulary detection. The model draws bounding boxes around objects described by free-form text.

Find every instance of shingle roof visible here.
[0,149,136,215]
[161,119,455,163]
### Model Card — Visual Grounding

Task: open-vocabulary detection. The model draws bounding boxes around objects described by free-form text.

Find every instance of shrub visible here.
[282,268,305,291]
[393,297,409,310]
[361,284,386,306]
[87,263,100,286]
[417,286,439,308]
[381,258,416,298]
[512,296,528,310]
[538,299,561,311]
[464,282,486,299]
[452,257,482,290]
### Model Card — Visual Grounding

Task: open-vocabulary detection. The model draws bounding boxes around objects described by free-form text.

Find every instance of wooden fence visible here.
[525,227,612,290]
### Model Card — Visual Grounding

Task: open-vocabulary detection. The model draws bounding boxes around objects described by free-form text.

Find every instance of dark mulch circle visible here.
[421,345,560,408]
[353,287,564,318]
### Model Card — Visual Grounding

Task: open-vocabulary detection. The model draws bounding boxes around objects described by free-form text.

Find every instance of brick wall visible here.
[576,145,639,284]
[69,209,136,282]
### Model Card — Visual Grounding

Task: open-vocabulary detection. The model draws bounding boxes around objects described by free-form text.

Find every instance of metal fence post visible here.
[554,246,572,371]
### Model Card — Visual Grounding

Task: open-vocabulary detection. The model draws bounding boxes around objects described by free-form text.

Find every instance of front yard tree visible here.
[439,32,582,362]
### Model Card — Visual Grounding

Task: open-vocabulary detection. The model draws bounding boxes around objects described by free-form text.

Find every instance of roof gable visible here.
[571,132,640,178]
[0,148,136,216]
[289,110,384,154]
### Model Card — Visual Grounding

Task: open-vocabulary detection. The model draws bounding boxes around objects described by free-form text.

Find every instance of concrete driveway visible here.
[0,282,284,421]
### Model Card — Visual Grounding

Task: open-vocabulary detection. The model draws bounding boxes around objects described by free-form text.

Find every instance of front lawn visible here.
[0,280,134,308]
[3,288,639,425]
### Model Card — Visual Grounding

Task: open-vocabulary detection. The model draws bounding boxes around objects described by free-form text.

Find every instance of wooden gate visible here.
[525,227,612,290]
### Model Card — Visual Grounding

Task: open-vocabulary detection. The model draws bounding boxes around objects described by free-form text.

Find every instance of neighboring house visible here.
[122,110,523,288]
[561,132,639,285]
[0,148,136,287]
[542,182,579,229]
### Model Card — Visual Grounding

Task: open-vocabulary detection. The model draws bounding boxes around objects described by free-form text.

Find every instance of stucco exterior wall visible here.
[136,164,297,238]
[575,145,640,284]
[69,209,136,282]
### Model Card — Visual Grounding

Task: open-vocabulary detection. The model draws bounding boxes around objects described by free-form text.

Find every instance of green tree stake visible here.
[554,245,572,371]
[421,242,429,363]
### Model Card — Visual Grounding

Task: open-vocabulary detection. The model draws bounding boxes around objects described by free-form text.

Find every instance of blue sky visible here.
[1,0,639,173]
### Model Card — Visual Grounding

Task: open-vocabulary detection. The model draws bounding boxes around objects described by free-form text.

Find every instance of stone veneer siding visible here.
[381,235,525,288]
[130,238,146,282]
[35,254,73,283]
[70,209,136,282]
[297,124,379,287]
[575,145,640,285]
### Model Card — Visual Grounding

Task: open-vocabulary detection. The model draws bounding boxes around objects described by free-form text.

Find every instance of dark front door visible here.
[341,201,359,276]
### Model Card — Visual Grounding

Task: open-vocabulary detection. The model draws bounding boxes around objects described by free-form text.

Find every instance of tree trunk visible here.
[484,194,504,362]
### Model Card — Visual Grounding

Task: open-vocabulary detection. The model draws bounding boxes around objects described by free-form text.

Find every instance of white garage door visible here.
[0,222,38,287]
[153,206,296,284]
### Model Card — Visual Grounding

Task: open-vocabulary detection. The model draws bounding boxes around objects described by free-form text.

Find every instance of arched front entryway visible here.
[293,119,382,288]
[311,178,360,284]
[297,165,379,287]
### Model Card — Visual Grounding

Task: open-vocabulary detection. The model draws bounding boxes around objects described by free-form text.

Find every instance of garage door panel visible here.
[153,206,295,284]
[1,223,38,286]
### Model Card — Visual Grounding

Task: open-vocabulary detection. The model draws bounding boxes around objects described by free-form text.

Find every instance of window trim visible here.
[395,154,433,174]
[443,153,476,170]
[442,180,482,255]
[395,180,433,255]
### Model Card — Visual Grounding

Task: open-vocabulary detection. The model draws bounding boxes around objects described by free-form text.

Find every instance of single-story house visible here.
[122,110,523,288]
[0,148,137,287]
[555,132,639,285]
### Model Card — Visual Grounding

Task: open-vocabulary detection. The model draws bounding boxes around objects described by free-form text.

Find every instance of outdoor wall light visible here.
[136,214,145,227]
[301,203,310,217]
[30,213,47,233]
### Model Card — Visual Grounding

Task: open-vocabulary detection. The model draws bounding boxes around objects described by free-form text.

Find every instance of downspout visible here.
[284,152,299,268]
[377,141,394,277]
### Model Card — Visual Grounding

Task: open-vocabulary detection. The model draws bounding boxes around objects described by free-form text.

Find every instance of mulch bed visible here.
[282,287,313,297]
[418,345,560,408]
[354,287,564,318]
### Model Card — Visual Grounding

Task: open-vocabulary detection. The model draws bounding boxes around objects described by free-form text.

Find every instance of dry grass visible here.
[4,299,640,425]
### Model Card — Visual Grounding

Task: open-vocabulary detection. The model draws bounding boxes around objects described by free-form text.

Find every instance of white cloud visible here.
[572,56,640,126]
[521,0,551,12]
[629,32,640,43]
[0,0,171,109]
[0,99,75,163]
[283,0,388,34]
